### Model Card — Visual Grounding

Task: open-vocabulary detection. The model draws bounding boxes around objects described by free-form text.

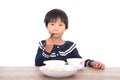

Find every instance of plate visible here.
[39,65,78,78]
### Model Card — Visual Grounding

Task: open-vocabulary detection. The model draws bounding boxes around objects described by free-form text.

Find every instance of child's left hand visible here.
[90,61,105,70]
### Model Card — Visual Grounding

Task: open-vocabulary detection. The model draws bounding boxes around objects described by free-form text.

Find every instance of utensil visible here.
[42,33,54,49]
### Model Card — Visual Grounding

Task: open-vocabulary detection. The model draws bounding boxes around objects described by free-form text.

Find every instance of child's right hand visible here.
[44,37,54,53]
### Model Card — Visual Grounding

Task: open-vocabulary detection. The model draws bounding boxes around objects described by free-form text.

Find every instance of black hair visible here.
[44,9,68,29]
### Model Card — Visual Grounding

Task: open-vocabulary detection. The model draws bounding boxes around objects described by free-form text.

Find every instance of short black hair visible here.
[44,9,68,29]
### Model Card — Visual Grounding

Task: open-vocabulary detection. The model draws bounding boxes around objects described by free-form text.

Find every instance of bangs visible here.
[49,17,64,23]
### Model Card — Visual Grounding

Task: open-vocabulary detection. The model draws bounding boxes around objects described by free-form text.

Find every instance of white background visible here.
[0,0,120,67]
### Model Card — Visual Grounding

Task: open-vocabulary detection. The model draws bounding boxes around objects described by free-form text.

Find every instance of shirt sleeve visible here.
[65,41,82,58]
[35,41,51,66]
[84,59,94,67]
[71,47,82,58]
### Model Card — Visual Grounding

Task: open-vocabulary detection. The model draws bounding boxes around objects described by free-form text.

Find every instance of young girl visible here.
[35,9,105,70]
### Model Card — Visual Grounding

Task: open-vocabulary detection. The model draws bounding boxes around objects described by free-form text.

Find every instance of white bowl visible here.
[43,60,66,66]
[39,65,78,78]
[67,58,85,70]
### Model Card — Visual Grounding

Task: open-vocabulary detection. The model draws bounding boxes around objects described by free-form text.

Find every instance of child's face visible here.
[47,18,66,38]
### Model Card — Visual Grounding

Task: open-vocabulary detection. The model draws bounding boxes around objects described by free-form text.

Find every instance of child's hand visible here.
[44,38,53,53]
[90,61,105,70]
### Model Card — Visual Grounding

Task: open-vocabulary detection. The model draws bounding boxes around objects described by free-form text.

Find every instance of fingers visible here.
[44,34,54,47]
[44,34,54,53]
[92,61,105,70]
[95,63,104,70]
[46,34,54,44]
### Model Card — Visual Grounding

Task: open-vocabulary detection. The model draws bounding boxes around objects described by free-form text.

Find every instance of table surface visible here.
[0,66,120,80]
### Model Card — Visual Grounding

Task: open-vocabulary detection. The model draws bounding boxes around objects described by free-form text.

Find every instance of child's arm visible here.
[85,59,105,70]
[35,41,51,66]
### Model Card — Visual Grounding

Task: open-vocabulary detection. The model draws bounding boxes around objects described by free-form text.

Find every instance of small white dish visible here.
[39,65,78,78]
[67,58,85,70]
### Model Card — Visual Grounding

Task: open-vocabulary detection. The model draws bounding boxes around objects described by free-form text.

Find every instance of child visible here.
[35,9,105,70]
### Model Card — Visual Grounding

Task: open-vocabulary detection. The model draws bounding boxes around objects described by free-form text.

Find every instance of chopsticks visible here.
[42,33,54,50]
[50,33,54,38]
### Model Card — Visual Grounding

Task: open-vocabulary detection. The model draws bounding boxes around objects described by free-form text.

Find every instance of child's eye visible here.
[59,24,63,26]
[50,23,54,26]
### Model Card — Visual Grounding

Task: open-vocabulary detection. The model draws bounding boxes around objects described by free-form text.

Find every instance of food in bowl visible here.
[43,66,67,71]
[67,58,85,70]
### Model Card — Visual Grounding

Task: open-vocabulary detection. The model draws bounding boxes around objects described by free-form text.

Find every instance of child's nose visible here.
[54,25,59,30]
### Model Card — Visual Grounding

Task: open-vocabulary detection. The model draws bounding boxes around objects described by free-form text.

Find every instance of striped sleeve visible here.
[38,41,50,58]
[85,59,94,67]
